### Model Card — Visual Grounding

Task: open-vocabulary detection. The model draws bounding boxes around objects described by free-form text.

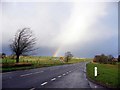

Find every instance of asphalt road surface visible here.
[2,62,107,89]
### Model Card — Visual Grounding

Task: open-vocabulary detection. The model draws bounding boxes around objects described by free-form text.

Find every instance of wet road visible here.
[2,62,107,89]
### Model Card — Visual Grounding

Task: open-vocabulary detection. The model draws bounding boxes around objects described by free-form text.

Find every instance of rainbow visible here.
[53,47,61,57]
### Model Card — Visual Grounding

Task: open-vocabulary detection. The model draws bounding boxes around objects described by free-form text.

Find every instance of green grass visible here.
[1,56,92,72]
[86,62,119,88]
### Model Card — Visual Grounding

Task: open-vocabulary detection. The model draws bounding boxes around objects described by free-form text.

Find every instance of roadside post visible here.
[94,67,97,77]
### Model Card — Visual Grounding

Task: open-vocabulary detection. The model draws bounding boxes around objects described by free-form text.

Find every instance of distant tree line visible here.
[93,54,119,64]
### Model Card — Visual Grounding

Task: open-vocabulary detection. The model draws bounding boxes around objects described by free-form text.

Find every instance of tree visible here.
[1,53,6,59]
[99,54,109,64]
[93,55,101,62]
[108,55,114,63]
[10,28,36,63]
[118,55,120,62]
[64,51,73,62]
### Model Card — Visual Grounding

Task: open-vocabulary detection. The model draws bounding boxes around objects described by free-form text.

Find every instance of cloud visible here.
[2,2,72,46]
[2,2,118,57]
[0,2,2,52]
[53,2,118,56]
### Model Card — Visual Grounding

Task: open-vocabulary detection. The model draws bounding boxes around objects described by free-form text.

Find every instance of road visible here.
[2,62,107,89]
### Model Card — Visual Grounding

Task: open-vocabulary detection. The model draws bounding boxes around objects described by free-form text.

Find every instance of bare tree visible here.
[10,28,36,63]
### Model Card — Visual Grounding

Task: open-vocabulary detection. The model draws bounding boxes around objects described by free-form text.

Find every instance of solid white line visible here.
[41,82,48,86]
[63,74,66,76]
[30,88,35,90]
[51,78,56,81]
[20,73,33,77]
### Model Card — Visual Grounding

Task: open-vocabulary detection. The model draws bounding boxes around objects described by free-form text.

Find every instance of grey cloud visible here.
[2,2,118,57]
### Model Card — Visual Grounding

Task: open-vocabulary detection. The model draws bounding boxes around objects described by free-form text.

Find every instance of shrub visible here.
[93,54,116,64]
[14,63,33,67]
[2,63,32,68]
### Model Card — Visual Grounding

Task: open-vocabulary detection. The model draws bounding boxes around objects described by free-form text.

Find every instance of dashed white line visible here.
[66,72,69,74]
[30,88,35,90]
[63,74,66,76]
[20,71,44,77]
[51,78,56,81]
[3,72,12,74]
[33,71,44,74]
[58,75,61,78]
[95,86,97,88]
[34,72,41,74]
[41,82,48,86]
[20,73,33,77]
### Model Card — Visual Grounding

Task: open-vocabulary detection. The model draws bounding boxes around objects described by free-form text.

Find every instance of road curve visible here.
[2,62,107,89]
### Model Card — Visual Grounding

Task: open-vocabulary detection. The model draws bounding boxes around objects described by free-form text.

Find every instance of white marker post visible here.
[94,67,97,77]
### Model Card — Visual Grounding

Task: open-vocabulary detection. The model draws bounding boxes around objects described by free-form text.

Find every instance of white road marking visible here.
[20,73,33,77]
[51,78,56,81]
[30,88,35,90]
[58,75,61,78]
[3,72,12,75]
[20,71,44,77]
[34,72,41,74]
[41,82,48,86]
[66,72,69,74]
[63,74,66,76]
[95,86,97,88]
[69,71,71,72]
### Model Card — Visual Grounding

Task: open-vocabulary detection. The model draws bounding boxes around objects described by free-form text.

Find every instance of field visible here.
[86,62,120,88]
[0,56,92,72]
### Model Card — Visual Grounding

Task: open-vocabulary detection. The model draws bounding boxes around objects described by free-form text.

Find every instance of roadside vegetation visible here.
[1,56,92,72]
[86,54,119,88]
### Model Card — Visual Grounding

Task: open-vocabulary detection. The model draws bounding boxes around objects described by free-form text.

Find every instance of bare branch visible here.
[10,28,36,63]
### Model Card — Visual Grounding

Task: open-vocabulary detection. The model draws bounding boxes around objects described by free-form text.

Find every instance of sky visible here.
[1,0,119,58]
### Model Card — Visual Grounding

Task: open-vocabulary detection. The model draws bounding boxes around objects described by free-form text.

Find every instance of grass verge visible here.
[86,62,120,88]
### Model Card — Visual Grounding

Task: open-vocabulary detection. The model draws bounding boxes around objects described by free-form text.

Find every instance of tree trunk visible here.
[66,57,68,62]
[16,55,19,63]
